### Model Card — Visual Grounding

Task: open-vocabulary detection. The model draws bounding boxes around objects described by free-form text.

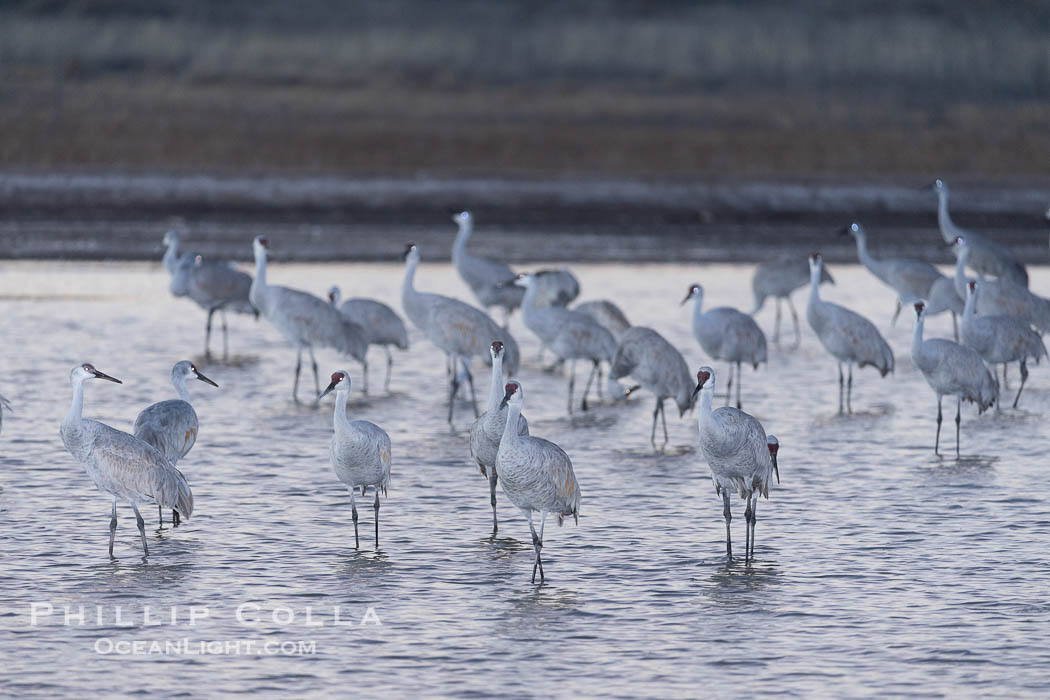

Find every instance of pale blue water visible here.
[1,260,1049,697]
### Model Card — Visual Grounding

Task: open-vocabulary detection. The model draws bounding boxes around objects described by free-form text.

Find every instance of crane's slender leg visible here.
[951,312,959,342]
[447,355,460,425]
[463,360,479,417]
[735,361,743,409]
[846,363,853,414]
[109,498,118,558]
[373,489,380,550]
[348,487,360,549]
[488,468,499,535]
[221,308,229,360]
[204,308,216,359]
[1013,360,1029,408]
[772,298,781,345]
[955,396,962,459]
[743,493,753,564]
[787,296,801,349]
[650,399,659,446]
[722,489,733,561]
[158,504,164,528]
[1002,363,1009,389]
[724,363,733,406]
[527,510,545,583]
[597,363,605,399]
[935,394,943,455]
[567,359,576,414]
[384,346,394,393]
[173,507,180,527]
[308,346,321,396]
[660,400,668,444]
[293,346,304,402]
[581,360,599,411]
[749,494,759,561]
[362,355,369,395]
[131,503,148,558]
[891,299,902,327]
[838,362,844,414]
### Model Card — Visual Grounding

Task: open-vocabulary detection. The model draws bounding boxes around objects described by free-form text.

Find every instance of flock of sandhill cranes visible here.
[23,179,1046,581]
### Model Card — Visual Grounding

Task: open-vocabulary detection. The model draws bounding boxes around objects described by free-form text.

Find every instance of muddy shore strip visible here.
[0,173,1047,263]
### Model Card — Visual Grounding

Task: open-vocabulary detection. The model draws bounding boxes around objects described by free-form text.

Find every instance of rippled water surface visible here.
[2,259,1050,697]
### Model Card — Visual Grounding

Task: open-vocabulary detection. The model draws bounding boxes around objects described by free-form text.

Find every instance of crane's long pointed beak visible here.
[92,369,122,384]
[771,454,780,484]
[691,382,704,401]
[679,293,692,306]
[196,372,219,388]
[318,382,338,401]
[499,389,514,410]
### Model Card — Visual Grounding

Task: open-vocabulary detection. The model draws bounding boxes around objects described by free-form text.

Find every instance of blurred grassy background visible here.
[2,0,1048,178]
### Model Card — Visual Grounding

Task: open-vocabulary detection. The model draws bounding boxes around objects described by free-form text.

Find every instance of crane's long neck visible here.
[65,378,86,428]
[911,313,925,359]
[171,371,191,403]
[690,292,705,333]
[937,189,958,242]
[521,281,540,310]
[501,401,522,447]
[696,384,715,434]
[486,354,504,412]
[333,390,352,434]
[402,257,420,305]
[452,220,472,260]
[808,263,823,307]
[163,239,181,275]
[853,232,881,276]
[253,249,268,290]
[953,247,969,298]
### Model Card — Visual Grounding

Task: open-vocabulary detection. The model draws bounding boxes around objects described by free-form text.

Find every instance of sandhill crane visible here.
[806,253,894,413]
[0,393,10,436]
[931,179,1027,287]
[910,302,997,457]
[574,299,631,340]
[842,222,952,326]
[452,211,525,324]
[751,255,834,347]
[682,283,767,409]
[133,360,217,526]
[692,367,778,563]
[952,236,1050,334]
[163,230,257,360]
[319,370,392,550]
[496,381,580,583]
[607,326,694,446]
[517,272,616,413]
[327,286,409,393]
[249,237,368,402]
[401,243,520,424]
[61,364,193,558]
[962,281,1047,408]
[469,341,529,534]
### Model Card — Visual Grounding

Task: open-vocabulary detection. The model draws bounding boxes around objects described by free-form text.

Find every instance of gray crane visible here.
[692,367,779,563]
[133,360,217,526]
[910,302,998,457]
[952,236,1050,334]
[842,222,953,327]
[401,243,520,424]
[961,281,1047,408]
[319,370,392,550]
[163,230,257,360]
[751,255,834,348]
[60,364,193,558]
[250,237,368,402]
[452,211,525,324]
[327,286,409,393]
[806,253,894,413]
[495,381,581,583]
[682,283,767,409]
[607,326,694,446]
[469,341,529,534]
[517,272,616,413]
[931,179,1027,287]
[574,299,631,340]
